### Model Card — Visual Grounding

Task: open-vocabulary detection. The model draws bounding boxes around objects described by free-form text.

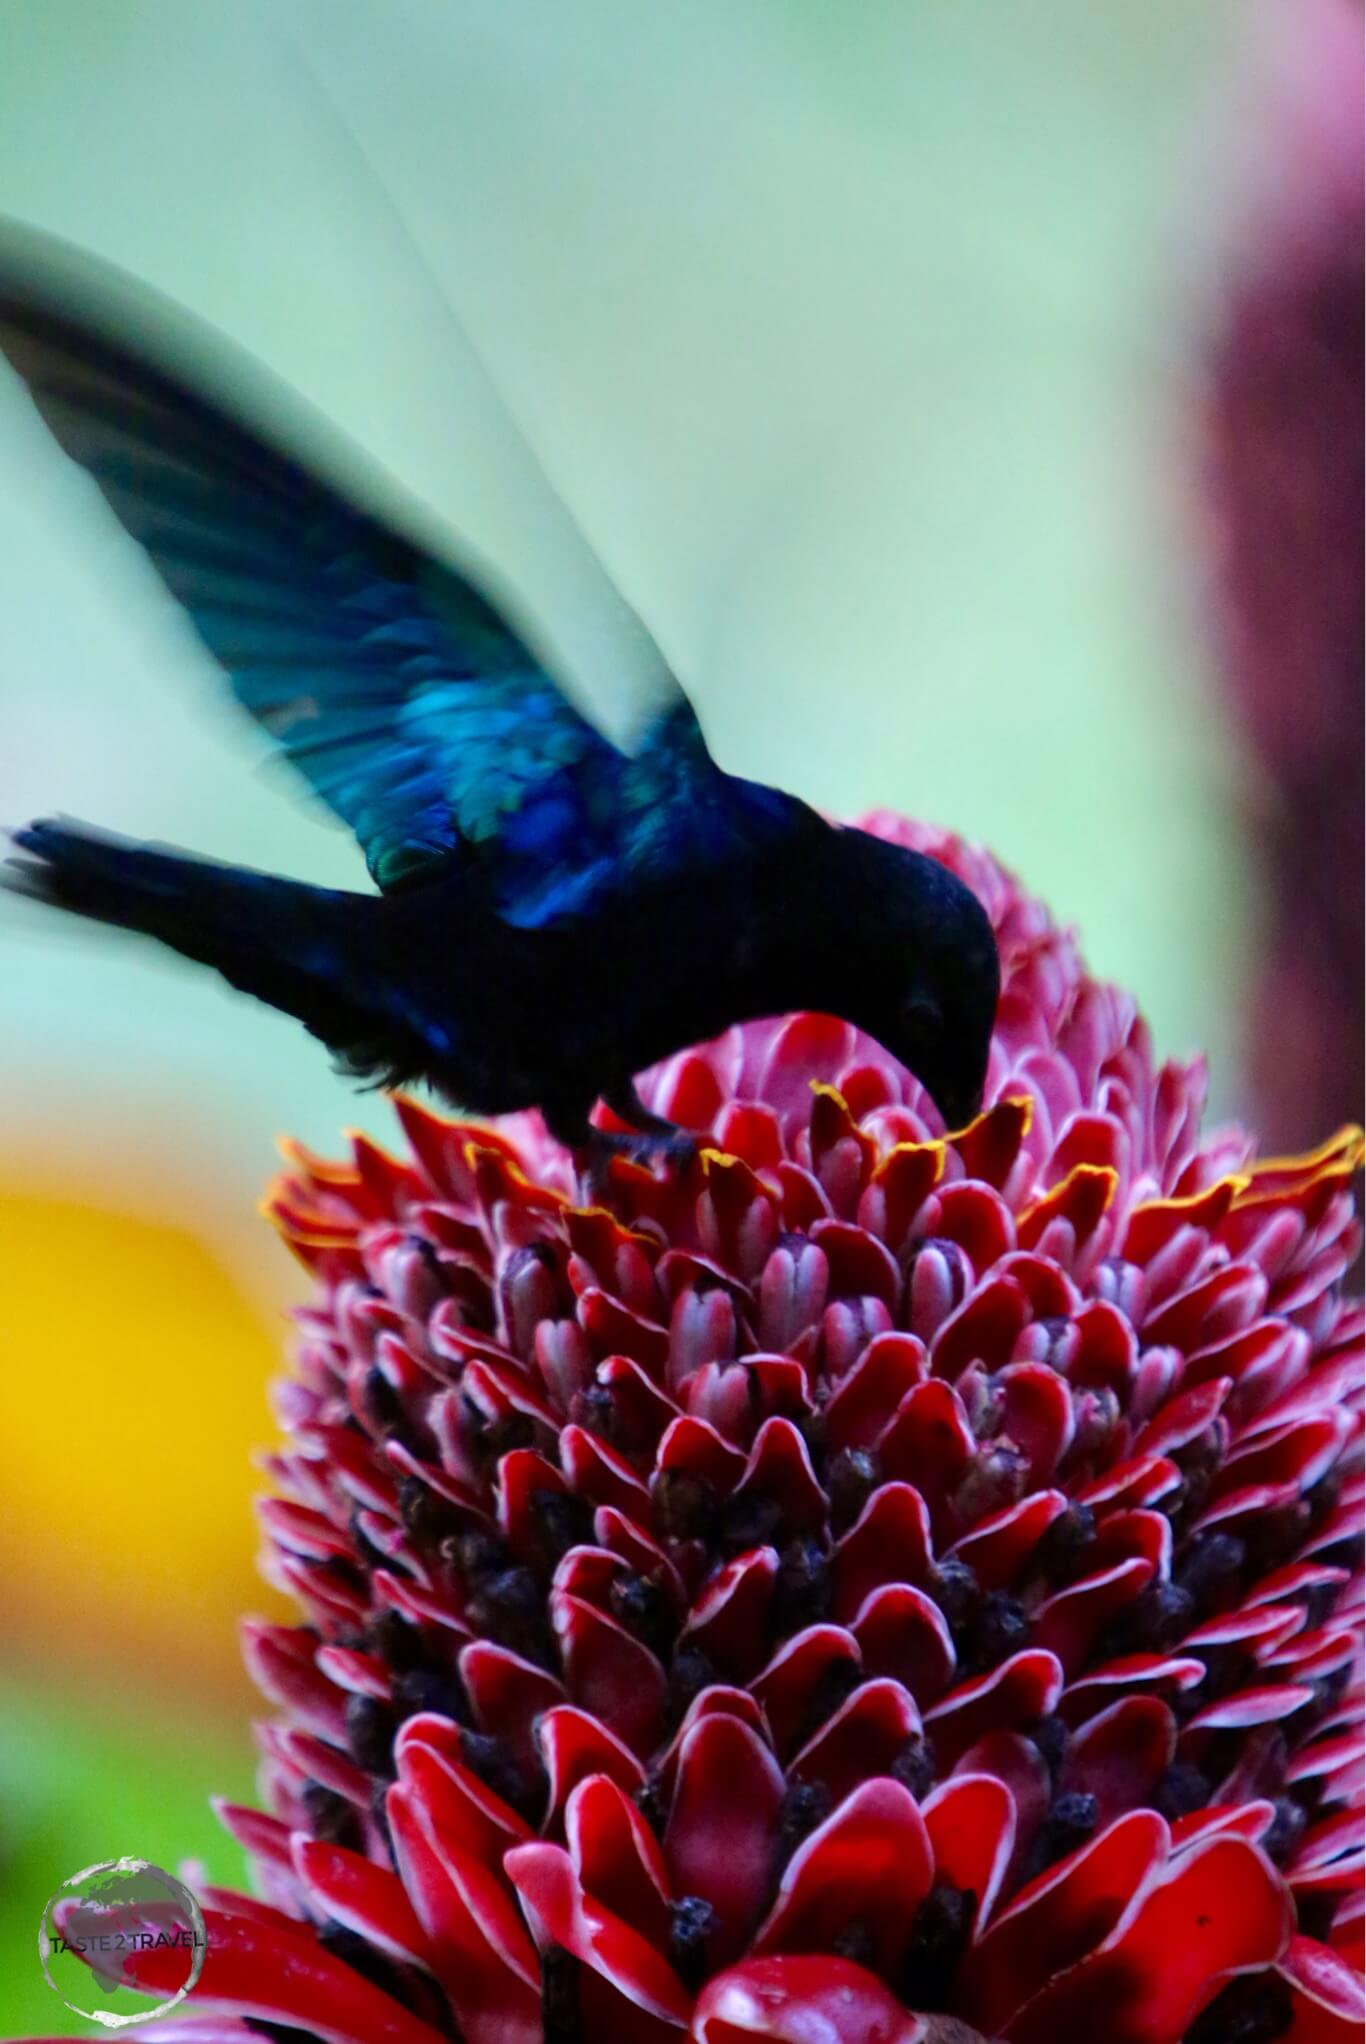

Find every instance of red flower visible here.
[77,820,1365,2042]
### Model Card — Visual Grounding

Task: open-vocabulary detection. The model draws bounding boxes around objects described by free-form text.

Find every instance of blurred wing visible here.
[0,227,743,912]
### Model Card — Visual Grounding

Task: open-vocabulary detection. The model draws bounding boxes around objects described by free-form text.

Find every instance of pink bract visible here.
[59,818,1365,2044]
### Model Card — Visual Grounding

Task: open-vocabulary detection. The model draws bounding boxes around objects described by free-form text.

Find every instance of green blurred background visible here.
[0,0,1347,2030]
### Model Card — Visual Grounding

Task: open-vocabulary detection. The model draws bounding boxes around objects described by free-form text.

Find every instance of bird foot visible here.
[577,1125,699,1204]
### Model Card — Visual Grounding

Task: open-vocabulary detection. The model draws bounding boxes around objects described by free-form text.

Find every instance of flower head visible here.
[107,820,1363,2042]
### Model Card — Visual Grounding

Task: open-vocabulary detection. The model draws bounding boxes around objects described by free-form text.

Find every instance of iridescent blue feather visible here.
[0,244,799,926]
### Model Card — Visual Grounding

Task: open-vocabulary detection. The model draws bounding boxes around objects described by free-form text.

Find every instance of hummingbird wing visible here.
[0,225,800,922]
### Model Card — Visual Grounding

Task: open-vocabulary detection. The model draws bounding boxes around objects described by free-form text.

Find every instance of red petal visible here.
[1033,1558,1157,1678]
[1278,1935,1366,2041]
[1263,1628,1359,1685]
[851,1583,956,1704]
[664,1712,787,1966]
[1288,1858,1366,1907]
[213,1800,295,1879]
[952,1094,1032,1190]
[119,2024,255,2044]
[567,1774,674,1948]
[1192,1477,1304,1539]
[1286,1731,1363,1790]
[1059,1698,1176,1827]
[1060,1651,1206,1724]
[394,1721,530,1866]
[1329,1886,1364,1962]
[684,1358,794,1446]
[834,1484,933,1620]
[291,1834,431,1969]
[272,1551,369,1632]
[196,1887,302,1933]
[552,1542,636,1609]
[671,1284,744,1391]
[876,1381,974,1510]
[497,1447,569,1559]
[715,1100,785,1172]
[120,1903,451,2044]
[751,1779,933,1973]
[551,1591,668,1756]
[505,1840,692,2032]
[751,1625,864,1759]
[923,1650,1063,1767]
[962,1810,1169,2036]
[995,1363,1075,1486]
[656,1686,770,1798]
[775,1166,838,1237]
[258,1496,356,1564]
[459,1639,567,1769]
[922,1772,1016,1927]
[240,1621,348,1744]
[462,1353,559,1435]
[1007,1835,1293,2044]
[653,1044,730,1128]
[561,1421,655,1517]
[1068,1298,1138,1395]
[993,1234,1079,1316]
[387,1783,540,2044]
[1169,1803,1276,1852]
[859,1142,945,1255]
[730,1417,829,1536]
[1180,1684,1316,1737]
[679,1546,780,1679]
[598,1355,681,1450]
[1182,1603,1305,1653]
[367,1420,463,1529]
[788,1679,922,1806]
[594,1508,689,1604]
[824,1335,928,1452]
[371,1564,473,1643]
[1075,1454,1182,1515]
[275,1727,371,1806]
[1217,1413,1349,1498]
[822,1295,895,1379]
[657,1413,749,1492]
[1018,1169,1112,1259]
[953,1731,1050,1889]
[809,1081,877,1198]
[1292,1808,1366,1872]
[1123,1178,1240,1263]
[933,1181,1021,1278]
[947,1490,1067,1590]
[1143,1262,1268,1350]
[1128,1381,1235,1463]
[691,1954,926,2042]
[538,1704,646,1833]
[810,1218,901,1306]
[580,1284,672,1378]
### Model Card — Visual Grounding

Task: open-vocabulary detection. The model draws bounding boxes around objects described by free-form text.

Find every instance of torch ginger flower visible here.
[66,819,1364,2043]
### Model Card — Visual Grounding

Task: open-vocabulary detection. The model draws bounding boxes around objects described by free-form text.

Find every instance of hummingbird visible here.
[0,227,998,1169]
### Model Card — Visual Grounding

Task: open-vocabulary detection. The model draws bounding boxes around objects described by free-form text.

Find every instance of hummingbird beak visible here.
[928,1078,984,1136]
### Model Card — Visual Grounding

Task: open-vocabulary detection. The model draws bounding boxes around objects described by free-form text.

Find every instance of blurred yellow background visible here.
[0,1,1350,2032]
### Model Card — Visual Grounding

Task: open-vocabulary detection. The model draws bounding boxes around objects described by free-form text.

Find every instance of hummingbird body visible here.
[1,230,999,1146]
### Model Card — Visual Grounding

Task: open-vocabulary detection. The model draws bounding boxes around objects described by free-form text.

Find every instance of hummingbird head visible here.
[825,827,1000,1132]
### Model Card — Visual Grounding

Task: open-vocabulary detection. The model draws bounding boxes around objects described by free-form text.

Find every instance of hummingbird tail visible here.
[4,816,411,1079]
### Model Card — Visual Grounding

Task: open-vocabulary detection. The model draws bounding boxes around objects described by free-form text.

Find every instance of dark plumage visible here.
[0,228,999,1156]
